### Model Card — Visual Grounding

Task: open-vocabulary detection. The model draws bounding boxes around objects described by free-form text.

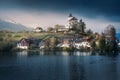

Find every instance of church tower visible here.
[65,13,78,29]
[68,13,73,21]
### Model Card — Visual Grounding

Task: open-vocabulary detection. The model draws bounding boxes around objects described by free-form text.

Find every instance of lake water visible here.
[0,51,120,80]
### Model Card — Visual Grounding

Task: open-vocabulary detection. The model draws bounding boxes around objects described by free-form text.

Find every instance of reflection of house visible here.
[17,38,32,49]
[34,27,43,32]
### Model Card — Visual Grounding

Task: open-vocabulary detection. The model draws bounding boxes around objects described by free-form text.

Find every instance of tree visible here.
[104,25,118,53]
[86,29,93,35]
[49,37,58,50]
[70,19,86,34]
[104,25,116,40]
[91,41,97,51]
[98,33,106,52]
[54,24,61,32]
[110,26,116,40]
[44,36,58,51]
[47,27,53,32]
[78,19,86,33]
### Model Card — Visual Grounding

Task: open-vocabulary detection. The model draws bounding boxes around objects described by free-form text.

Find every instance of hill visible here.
[0,19,33,32]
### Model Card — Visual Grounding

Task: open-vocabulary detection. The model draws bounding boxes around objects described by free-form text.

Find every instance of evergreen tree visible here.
[98,33,106,52]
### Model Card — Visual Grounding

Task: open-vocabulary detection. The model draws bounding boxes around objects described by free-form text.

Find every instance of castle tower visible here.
[68,13,73,21]
[65,13,78,29]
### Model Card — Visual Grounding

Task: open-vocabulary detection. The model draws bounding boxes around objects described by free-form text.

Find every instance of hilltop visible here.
[0,19,33,32]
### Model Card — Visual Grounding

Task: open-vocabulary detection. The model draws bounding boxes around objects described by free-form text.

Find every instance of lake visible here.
[0,51,120,80]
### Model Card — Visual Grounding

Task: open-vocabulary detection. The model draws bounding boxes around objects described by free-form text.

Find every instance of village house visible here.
[57,35,72,48]
[17,38,41,49]
[73,39,82,49]
[17,38,32,49]
[34,27,43,33]
[39,40,46,50]
[57,35,91,49]
[74,40,91,49]
[57,25,68,32]
[57,38,71,48]
[57,34,79,48]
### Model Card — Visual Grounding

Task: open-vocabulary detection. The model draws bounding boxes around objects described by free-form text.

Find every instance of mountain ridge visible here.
[0,19,33,32]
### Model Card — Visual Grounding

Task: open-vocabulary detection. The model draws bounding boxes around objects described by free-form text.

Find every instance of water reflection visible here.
[68,59,86,80]
[58,52,69,56]
[73,51,91,56]
[0,51,120,80]
[16,51,92,57]
[17,51,28,56]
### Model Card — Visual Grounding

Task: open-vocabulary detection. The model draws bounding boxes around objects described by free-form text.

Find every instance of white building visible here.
[65,13,78,29]
[34,27,43,32]
[74,41,91,49]
[57,43,71,48]
[57,25,68,32]
[17,38,30,49]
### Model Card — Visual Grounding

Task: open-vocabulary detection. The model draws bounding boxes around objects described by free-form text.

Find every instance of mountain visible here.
[0,19,33,32]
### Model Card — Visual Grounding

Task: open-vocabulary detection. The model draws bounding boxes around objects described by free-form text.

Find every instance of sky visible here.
[0,0,120,33]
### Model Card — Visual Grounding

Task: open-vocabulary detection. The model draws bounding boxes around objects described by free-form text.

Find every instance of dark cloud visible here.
[0,0,120,22]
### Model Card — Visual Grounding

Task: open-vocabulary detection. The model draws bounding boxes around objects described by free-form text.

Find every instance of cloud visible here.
[0,10,67,29]
[76,15,120,33]
[0,0,120,33]
[0,10,119,33]
[0,0,120,23]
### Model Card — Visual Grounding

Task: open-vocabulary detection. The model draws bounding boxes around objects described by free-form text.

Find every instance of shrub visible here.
[0,42,15,52]
[14,35,22,38]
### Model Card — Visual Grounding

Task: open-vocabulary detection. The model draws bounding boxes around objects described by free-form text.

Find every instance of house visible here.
[57,25,68,32]
[34,27,43,32]
[17,38,32,49]
[81,41,91,48]
[57,40,71,48]
[61,44,71,48]
[39,40,46,50]
[73,39,82,49]
[57,35,73,48]
[74,41,91,49]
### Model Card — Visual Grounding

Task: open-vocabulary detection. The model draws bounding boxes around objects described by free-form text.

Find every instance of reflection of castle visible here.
[65,13,78,29]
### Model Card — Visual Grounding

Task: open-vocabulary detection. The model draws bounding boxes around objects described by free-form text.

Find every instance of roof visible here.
[35,27,43,30]
[69,17,78,21]
[69,13,73,17]
[19,38,34,43]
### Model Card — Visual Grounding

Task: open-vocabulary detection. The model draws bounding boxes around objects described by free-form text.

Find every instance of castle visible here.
[65,13,79,29]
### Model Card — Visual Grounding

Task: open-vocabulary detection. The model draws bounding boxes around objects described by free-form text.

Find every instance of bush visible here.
[62,47,72,51]
[14,35,22,38]
[0,42,15,52]
[0,37,3,41]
